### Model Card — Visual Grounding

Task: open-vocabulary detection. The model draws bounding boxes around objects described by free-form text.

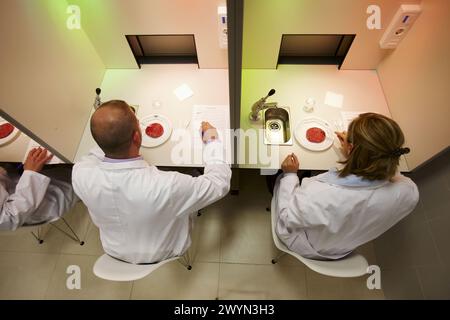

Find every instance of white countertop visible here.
[239,65,409,171]
[75,64,230,166]
[5,64,409,172]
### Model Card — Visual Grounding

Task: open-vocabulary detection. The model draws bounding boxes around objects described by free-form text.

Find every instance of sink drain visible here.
[268,121,281,131]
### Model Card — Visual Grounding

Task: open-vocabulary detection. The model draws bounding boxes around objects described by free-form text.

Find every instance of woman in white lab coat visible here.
[273,113,419,260]
[0,148,78,230]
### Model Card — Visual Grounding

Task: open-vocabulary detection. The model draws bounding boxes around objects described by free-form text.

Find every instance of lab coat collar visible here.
[99,159,150,170]
[316,168,388,188]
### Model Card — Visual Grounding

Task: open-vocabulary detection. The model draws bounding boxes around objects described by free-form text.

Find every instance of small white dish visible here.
[140,114,172,148]
[303,98,316,113]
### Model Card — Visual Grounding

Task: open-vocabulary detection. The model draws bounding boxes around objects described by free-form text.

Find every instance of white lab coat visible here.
[274,168,419,260]
[72,141,231,264]
[0,167,78,231]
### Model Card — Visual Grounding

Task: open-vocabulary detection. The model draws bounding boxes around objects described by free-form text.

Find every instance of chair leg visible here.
[178,251,193,270]
[271,252,286,264]
[50,218,85,245]
[30,226,44,244]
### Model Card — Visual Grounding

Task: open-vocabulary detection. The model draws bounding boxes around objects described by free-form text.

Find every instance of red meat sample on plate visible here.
[0,123,14,139]
[145,123,164,138]
[306,127,326,143]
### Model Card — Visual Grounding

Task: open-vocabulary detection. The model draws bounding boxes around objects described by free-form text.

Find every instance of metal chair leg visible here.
[30,226,44,244]
[271,252,286,264]
[178,250,193,270]
[50,218,85,245]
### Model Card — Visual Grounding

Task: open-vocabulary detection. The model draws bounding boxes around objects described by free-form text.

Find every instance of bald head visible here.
[90,100,140,157]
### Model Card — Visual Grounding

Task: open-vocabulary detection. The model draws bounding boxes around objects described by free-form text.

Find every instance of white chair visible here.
[270,200,368,278]
[93,252,192,282]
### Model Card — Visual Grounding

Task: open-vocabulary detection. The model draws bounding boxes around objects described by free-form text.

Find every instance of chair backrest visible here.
[93,254,179,281]
[271,200,368,278]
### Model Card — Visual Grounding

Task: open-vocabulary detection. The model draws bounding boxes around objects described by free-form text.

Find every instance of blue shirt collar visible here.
[316,168,388,188]
[103,156,144,163]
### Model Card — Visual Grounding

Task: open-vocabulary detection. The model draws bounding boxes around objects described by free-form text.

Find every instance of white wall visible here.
[377,0,450,169]
[242,0,419,69]
[0,0,105,161]
[72,0,227,69]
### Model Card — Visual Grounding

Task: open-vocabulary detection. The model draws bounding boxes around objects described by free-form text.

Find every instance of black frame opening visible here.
[277,34,356,69]
[126,34,199,68]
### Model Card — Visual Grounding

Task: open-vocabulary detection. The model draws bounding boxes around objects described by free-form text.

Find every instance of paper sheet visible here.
[191,105,230,137]
[324,91,344,108]
[340,111,364,130]
[173,84,194,101]
[191,105,231,164]
[23,139,65,164]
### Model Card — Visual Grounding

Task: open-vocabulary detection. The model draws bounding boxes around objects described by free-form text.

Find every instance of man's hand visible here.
[281,153,299,173]
[201,121,219,143]
[23,148,53,172]
[335,131,352,157]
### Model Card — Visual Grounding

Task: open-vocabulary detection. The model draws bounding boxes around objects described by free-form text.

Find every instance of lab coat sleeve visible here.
[169,140,231,216]
[0,170,50,231]
[276,173,329,230]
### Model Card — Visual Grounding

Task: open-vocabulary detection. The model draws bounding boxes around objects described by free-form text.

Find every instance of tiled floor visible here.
[0,170,384,299]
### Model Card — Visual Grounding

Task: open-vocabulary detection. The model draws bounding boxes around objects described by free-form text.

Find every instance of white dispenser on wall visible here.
[218,6,227,49]
[380,4,422,49]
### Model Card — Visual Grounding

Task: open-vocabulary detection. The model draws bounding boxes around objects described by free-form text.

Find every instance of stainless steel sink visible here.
[263,107,293,145]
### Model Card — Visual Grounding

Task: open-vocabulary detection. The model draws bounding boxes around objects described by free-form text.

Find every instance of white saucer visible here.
[140,114,172,148]
[294,117,334,151]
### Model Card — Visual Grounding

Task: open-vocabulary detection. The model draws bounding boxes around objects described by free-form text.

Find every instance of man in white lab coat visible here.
[273,113,419,260]
[0,148,78,230]
[72,100,231,264]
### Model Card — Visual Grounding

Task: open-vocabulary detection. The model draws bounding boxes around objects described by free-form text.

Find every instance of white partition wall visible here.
[377,0,450,169]
[0,0,105,161]
[71,0,227,69]
[242,0,420,70]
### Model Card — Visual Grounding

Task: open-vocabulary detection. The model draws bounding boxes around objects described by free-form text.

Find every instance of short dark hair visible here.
[90,100,137,156]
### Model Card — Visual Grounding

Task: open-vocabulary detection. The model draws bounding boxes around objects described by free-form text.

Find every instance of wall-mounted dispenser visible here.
[380,4,422,49]
[218,6,227,49]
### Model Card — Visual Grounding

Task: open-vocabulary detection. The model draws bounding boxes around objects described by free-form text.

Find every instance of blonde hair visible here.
[339,113,410,181]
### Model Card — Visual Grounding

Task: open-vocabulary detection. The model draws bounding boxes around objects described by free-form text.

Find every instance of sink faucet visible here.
[93,88,102,109]
[249,89,277,121]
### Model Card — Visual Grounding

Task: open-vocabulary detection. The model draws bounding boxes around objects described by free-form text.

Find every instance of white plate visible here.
[294,117,334,151]
[140,114,172,148]
[0,117,20,147]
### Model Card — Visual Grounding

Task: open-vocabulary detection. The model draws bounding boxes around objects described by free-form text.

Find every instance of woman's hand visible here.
[23,148,53,172]
[335,131,352,157]
[281,153,299,173]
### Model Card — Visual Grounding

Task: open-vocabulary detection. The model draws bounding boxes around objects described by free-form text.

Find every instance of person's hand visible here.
[335,131,352,157]
[201,121,219,143]
[23,148,53,172]
[281,153,299,173]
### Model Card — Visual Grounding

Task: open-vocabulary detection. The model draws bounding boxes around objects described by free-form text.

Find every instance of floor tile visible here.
[131,261,219,299]
[45,254,132,299]
[0,252,58,299]
[305,269,344,300]
[190,213,221,263]
[380,267,424,299]
[417,265,450,300]
[0,223,64,254]
[218,263,307,300]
